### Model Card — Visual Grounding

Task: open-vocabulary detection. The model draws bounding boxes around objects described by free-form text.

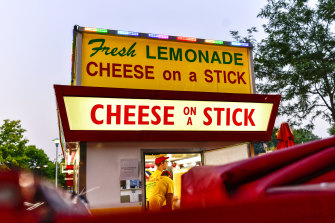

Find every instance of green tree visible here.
[329,124,335,135]
[232,0,335,132]
[25,145,50,169]
[25,145,58,181]
[257,0,335,129]
[0,119,29,169]
[292,128,321,144]
[0,119,65,186]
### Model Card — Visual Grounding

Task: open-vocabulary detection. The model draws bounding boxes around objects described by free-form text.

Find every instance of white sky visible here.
[0,0,330,159]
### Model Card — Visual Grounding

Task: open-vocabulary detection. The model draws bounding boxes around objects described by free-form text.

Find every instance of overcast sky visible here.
[0,0,330,159]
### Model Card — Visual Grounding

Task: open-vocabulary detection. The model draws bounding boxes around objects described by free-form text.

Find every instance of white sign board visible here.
[120,159,139,180]
[64,96,273,131]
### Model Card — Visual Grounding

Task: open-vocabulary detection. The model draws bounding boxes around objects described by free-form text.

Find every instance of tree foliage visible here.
[232,0,335,131]
[329,124,335,135]
[0,119,65,185]
[0,120,29,169]
[293,127,321,143]
[257,0,335,128]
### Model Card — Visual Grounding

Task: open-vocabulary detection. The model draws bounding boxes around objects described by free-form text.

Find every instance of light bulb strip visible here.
[176,36,197,42]
[204,39,224,45]
[148,33,169,39]
[116,30,139,36]
[231,41,250,47]
[80,26,250,47]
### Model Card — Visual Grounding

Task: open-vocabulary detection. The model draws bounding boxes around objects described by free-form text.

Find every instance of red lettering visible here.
[214,70,222,83]
[151,106,161,125]
[187,117,193,125]
[145,66,155,79]
[238,72,246,84]
[134,65,144,78]
[100,62,110,77]
[164,106,174,125]
[203,107,212,125]
[123,64,133,78]
[91,104,104,125]
[86,63,157,79]
[87,62,98,76]
[138,105,149,125]
[112,63,122,77]
[107,105,121,124]
[204,69,213,82]
[124,105,136,125]
[244,109,255,126]
[213,108,225,125]
[202,70,245,84]
[228,71,236,84]
[232,108,242,126]
[223,71,227,83]
[226,108,230,126]
[190,107,196,115]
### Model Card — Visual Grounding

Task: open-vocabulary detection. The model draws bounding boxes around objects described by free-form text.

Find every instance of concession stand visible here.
[54,25,280,213]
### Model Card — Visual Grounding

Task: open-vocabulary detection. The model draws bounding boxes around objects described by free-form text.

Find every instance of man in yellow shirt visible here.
[149,170,174,211]
[146,156,169,207]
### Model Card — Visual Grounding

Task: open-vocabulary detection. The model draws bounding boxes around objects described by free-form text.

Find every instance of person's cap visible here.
[155,156,169,165]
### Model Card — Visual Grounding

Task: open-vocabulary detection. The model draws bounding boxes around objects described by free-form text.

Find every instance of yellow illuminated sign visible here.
[80,33,252,94]
[64,97,273,131]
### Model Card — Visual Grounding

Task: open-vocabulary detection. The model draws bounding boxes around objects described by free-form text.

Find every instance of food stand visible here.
[54,25,280,213]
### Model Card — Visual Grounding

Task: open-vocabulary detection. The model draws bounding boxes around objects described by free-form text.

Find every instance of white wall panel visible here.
[204,143,249,166]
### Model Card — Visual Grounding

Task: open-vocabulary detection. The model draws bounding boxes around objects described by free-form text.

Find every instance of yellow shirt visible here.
[146,169,162,201]
[149,176,174,211]
[150,170,162,181]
